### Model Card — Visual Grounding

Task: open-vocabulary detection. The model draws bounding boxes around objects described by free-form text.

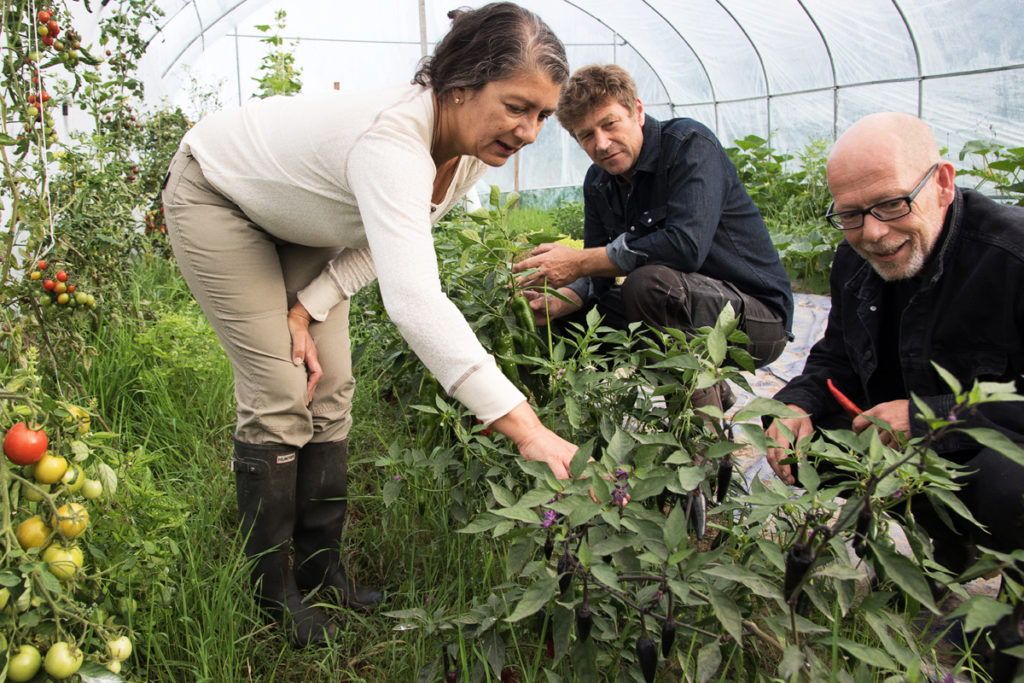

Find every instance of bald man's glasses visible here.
[825,164,939,230]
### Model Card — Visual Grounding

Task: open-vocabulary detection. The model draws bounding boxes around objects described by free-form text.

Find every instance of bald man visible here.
[766,112,1024,582]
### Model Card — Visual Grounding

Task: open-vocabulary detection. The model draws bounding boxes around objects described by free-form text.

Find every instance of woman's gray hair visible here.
[413,2,568,100]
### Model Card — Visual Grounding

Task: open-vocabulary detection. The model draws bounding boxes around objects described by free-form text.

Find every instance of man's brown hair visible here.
[556,64,639,137]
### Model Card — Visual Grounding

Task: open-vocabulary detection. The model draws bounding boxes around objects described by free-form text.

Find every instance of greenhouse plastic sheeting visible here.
[76,0,1024,196]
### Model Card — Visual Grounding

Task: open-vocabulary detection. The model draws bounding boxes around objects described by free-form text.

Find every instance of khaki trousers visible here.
[162,148,355,447]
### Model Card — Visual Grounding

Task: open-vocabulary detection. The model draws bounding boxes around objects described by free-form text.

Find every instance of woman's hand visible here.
[491,402,577,479]
[287,302,323,405]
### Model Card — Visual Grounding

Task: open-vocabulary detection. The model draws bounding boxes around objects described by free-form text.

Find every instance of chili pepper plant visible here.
[370,190,1024,681]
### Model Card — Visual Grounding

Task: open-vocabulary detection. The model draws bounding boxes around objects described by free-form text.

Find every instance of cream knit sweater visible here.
[181,84,525,424]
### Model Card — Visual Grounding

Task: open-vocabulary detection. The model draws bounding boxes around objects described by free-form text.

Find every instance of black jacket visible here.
[774,188,1024,454]
[568,116,794,334]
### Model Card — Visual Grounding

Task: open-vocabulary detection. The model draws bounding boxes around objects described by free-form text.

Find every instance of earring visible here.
[454,97,462,104]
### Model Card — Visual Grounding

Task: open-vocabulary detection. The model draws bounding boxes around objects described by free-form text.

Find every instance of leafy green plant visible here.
[550,200,584,240]
[252,9,303,99]
[958,139,1024,205]
[357,184,1024,681]
[399,346,1023,680]
[727,135,839,293]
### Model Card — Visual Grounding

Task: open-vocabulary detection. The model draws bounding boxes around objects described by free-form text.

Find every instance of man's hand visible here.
[286,302,323,405]
[766,405,814,486]
[522,288,582,327]
[853,399,910,446]
[513,242,585,289]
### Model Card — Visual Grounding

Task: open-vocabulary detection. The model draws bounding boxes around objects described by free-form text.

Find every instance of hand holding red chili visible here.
[827,378,862,418]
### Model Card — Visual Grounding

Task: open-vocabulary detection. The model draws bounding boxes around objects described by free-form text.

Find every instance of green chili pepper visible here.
[495,332,519,384]
[512,295,536,333]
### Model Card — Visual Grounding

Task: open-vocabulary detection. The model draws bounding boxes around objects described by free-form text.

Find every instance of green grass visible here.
[507,206,559,235]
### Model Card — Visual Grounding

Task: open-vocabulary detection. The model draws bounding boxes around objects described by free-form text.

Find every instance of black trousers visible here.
[565,265,788,369]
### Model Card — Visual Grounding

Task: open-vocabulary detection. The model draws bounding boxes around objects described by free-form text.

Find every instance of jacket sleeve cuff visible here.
[567,277,593,306]
[449,356,527,425]
[605,233,646,272]
[296,248,377,321]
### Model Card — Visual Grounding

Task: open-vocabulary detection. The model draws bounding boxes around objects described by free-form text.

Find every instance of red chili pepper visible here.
[827,378,863,418]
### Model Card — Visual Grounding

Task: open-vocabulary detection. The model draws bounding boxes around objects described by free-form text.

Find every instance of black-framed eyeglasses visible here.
[824,163,939,230]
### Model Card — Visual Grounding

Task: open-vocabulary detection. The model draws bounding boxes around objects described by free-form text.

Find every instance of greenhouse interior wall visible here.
[65,0,1024,208]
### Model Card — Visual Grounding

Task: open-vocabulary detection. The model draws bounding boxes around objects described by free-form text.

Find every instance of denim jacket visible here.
[774,188,1024,453]
[567,115,794,334]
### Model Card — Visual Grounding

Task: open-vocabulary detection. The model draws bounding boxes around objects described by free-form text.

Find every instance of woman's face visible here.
[450,70,561,167]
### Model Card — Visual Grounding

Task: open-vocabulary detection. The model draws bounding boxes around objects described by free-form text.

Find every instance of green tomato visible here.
[43,544,84,580]
[61,465,85,493]
[23,481,49,502]
[0,586,8,610]
[44,641,84,679]
[118,596,138,616]
[82,478,103,500]
[7,644,42,682]
[106,634,133,661]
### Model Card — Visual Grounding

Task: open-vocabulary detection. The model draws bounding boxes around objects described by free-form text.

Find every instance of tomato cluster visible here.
[33,6,81,62]
[4,421,103,579]
[144,204,166,234]
[2,411,132,677]
[29,260,97,311]
[17,5,95,151]
[20,61,58,147]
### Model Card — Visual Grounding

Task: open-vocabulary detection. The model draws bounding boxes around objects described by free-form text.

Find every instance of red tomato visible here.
[66,284,75,293]
[55,270,68,282]
[3,423,49,466]
[43,279,55,291]
[37,260,47,270]
[37,9,51,23]
[47,21,59,36]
